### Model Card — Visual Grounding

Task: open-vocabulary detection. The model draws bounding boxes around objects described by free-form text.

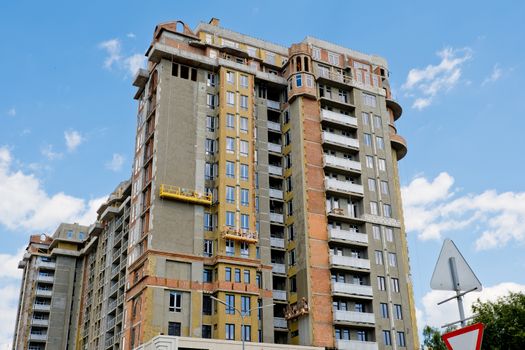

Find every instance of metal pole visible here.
[449,257,466,327]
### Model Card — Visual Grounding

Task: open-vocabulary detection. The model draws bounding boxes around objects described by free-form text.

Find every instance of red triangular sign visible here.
[442,323,484,350]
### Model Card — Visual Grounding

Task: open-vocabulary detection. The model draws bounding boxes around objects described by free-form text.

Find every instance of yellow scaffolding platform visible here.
[159,184,212,206]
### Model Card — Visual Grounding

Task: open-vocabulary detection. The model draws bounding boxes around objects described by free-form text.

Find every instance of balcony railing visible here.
[268,165,283,176]
[333,310,375,324]
[37,275,54,283]
[270,236,285,249]
[321,109,358,128]
[269,188,284,200]
[159,184,212,206]
[271,263,286,274]
[269,212,284,224]
[273,317,287,329]
[317,69,353,85]
[332,282,373,298]
[273,289,287,301]
[267,100,280,110]
[35,289,53,297]
[323,154,361,173]
[36,260,56,269]
[29,333,48,341]
[31,318,49,326]
[268,143,282,153]
[325,178,364,195]
[33,304,51,311]
[330,254,370,270]
[335,339,379,350]
[328,228,368,244]
[322,131,359,149]
[221,227,258,244]
[267,121,281,132]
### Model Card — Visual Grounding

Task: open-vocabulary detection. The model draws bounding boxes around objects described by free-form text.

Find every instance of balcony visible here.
[328,228,368,245]
[269,212,284,224]
[105,336,115,348]
[269,188,284,200]
[333,310,375,325]
[331,282,373,298]
[386,98,402,120]
[268,143,282,154]
[159,184,212,206]
[273,289,287,301]
[221,227,258,244]
[31,318,49,326]
[273,317,287,329]
[271,263,286,274]
[336,340,378,350]
[325,178,364,196]
[270,236,285,249]
[322,131,359,150]
[36,260,56,269]
[268,165,283,176]
[267,121,281,132]
[323,154,361,173]
[29,333,47,341]
[330,254,370,270]
[35,289,53,297]
[390,133,408,161]
[33,303,51,312]
[107,317,116,329]
[37,275,54,283]
[321,109,358,128]
[267,100,280,110]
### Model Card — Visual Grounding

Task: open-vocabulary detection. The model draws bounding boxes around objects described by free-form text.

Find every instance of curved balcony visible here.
[390,133,408,160]
[386,98,402,120]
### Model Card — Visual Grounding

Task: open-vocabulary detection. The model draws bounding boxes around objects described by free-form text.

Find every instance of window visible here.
[205,138,215,154]
[169,291,182,312]
[203,269,212,283]
[383,330,392,346]
[172,63,179,76]
[375,250,384,265]
[357,330,367,341]
[206,115,216,131]
[366,156,374,168]
[240,140,248,156]
[226,294,235,315]
[287,225,295,242]
[383,204,392,218]
[226,239,235,255]
[296,74,302,87]
[312,47,320,60]
[388,253,397,267]
[226,137,235,153]
[240,95,248,109]
[235,268,241,283]
[204,240,213,257]
[202,295,212,315]
[207,94,216,109]
[240,117,248,133]
[240,242,249,257]
[244,270,250,283]
[380,303,389,318]
[79,232,84,240]
[368,178,376,192]
[391,278,400,292]
[394,304,403,320]
[226,71,234,84]
[354,302,364,313]
[247,46,257,57]
[363,93,377,107]
[226,91,235,105]
[242,325,251,341]
[256,273,262,288]
[376,136,385,150]
[240,75,248,88]
[226,113,235,128]
[240,164,249,180]
[289,249,296,266]
[364,133,372,146]
[381,181,389,195]
[226,186,235,204]
[386,227,394,242]
[306,75,313,87]
[241,296,251,315]
[397,331,406,347]
[241,189,249,206]
[328,52,340,66]
[265,51,276,64]
[339,90,348,103]
[67,230,73,238]
[371,226,380,241]
[374,115,382,129]
[225,323,235,340]
[370,201,378,215]
[205,162,216,180]
[226,161,235,178]
[241,214,249,230]
[362,112,369,125]
[378,276,386,291]
[207,73,216,87]
[225,267,232,281]
[168,322,181,336]
[378,158,386,171]
[202,325,212,338]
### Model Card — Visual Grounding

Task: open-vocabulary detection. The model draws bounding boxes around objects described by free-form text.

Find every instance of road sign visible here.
[442,323,484,350]
[431,239,482,291]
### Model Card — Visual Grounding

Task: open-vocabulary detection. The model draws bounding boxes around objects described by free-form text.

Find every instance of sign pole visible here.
[449,257,466,327]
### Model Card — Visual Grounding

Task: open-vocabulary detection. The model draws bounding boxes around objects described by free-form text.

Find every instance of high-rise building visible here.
[126,18,417,350]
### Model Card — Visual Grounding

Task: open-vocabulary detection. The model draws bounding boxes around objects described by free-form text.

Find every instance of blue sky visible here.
[1,1,525,347]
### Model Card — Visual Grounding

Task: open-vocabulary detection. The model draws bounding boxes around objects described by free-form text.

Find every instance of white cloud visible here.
[64,130,83,152]
[403,47,472,110]
[126,32,136,38]
[41,144,63,160]
[7,107,16,117]
[418,282,525,329]
[0,283,20,350]
[99,38,144,76]
[482,64,502,86]
[0,248,24,280]
[106,153,125,172]
[402,172,525,249]
[0,146,107,232]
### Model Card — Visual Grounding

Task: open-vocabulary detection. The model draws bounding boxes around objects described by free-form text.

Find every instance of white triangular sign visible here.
[442,323,484,350]
[430,239,482,291]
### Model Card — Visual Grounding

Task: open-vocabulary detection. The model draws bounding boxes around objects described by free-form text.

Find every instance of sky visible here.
[1,1,525,348]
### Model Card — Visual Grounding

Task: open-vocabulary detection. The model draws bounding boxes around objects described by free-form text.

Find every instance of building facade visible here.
[126,18,418,350]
